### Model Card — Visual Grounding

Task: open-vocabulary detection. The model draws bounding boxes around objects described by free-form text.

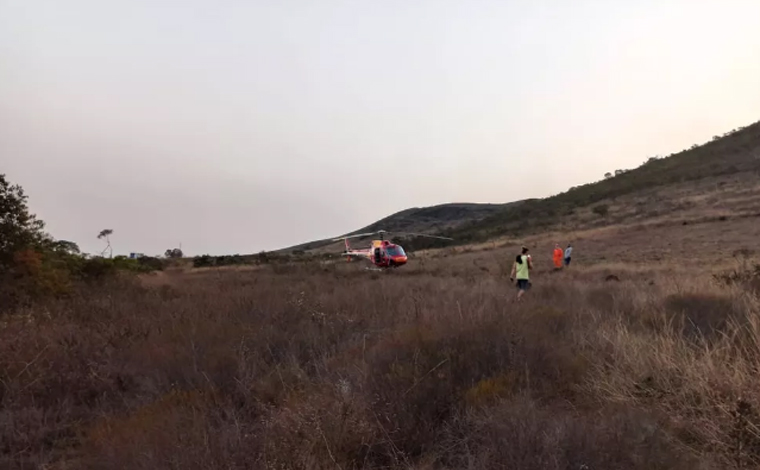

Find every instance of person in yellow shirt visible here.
[510,246,533,301]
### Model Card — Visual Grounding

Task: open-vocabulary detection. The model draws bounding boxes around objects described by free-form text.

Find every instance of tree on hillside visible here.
[592,204,609,217]
[52,240,80,254]
[165,248,183,258]
[0,174,47,268]
[604,172,613,179]
[97,229,113,258]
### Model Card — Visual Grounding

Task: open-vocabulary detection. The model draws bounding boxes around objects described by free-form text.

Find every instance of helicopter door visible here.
[374,247,382,263]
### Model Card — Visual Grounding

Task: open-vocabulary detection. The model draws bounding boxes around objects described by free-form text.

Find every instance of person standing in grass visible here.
[564,243,573,266]
[553,243,564,269]
[510,246,533,301]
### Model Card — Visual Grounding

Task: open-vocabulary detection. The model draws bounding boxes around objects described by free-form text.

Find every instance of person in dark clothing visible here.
[564,244,573,266]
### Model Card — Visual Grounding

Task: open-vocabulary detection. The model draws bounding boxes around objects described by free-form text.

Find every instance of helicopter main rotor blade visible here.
[331,229,452,242]
[331,230,387,242]
[392,231,454,240]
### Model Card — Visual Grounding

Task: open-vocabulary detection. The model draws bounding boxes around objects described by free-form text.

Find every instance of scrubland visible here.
[3,234,760,469]
[3,143,760,468]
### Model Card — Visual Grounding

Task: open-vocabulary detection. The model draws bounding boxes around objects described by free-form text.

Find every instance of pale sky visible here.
[2,0,759,256]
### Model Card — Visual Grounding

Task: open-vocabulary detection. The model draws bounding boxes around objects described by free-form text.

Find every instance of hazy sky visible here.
[2,1,759,256]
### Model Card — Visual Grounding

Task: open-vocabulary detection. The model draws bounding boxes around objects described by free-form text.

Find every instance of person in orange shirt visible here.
[553,243,564,269]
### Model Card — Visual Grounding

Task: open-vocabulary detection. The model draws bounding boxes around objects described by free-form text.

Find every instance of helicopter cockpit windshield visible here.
[385,246,406,257]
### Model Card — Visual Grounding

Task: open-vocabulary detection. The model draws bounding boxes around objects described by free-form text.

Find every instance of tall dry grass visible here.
[1,256,759,469]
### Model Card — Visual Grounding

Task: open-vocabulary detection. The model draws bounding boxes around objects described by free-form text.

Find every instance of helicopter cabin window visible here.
[385,246,406,257]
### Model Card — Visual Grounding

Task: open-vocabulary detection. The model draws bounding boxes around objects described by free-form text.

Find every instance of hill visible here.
[278,201,527,254]
[444,120,760,243]
[286,119,760,253]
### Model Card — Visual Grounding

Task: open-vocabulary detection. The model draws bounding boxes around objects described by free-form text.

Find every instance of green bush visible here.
[0,174,164,312]
[136,256,165,272]
[193,255,214,268]
[592,204,610,217]
[192,254,246,268]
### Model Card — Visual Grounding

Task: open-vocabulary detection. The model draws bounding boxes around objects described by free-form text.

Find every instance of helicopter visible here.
[332,229,453,269]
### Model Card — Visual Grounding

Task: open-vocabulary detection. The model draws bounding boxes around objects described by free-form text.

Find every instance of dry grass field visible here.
[2,122,760,469]
[3,212,760,469]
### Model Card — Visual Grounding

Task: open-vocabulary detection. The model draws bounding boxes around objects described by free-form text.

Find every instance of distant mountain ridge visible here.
[443,119,760,243]
[351,202,526,234]
[279,119,760,253]
[278,201,526,253]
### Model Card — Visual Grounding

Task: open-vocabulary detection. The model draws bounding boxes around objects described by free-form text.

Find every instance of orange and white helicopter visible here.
[332,229,453,269]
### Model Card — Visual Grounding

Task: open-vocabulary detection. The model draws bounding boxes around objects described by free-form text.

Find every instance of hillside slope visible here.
[443,119,760,243]
[282,119,760,253]
[278,201,526,253]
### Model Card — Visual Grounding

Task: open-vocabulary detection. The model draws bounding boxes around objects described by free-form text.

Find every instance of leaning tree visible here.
[97,229,114,258]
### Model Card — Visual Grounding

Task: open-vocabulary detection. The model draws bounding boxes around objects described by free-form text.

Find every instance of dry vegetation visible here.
[3,122,760,468]
[3,225,760,469]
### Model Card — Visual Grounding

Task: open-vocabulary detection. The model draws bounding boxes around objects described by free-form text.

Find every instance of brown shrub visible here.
[664,292,738,340]
[440,398,704,470]
[1,264,758,468]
